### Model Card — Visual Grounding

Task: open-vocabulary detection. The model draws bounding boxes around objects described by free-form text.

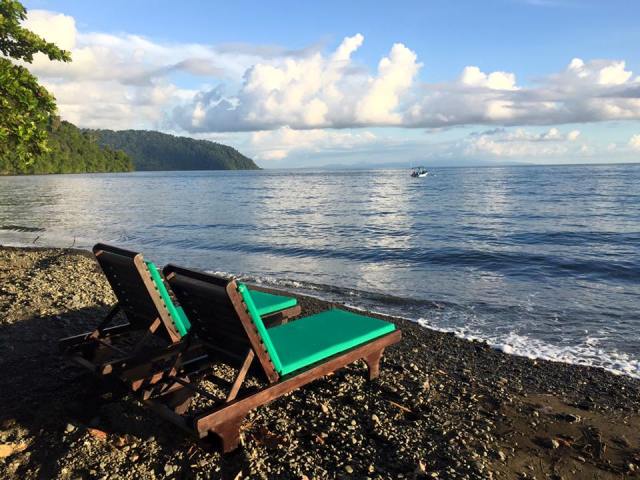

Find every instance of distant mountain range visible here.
[315,158,526,170]
[1,120,134,175]
[89,129,259,171]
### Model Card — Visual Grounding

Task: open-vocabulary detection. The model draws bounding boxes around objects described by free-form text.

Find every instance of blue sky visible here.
[22,0,640,166]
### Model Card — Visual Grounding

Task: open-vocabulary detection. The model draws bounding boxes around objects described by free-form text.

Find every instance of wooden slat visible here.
[166,274,231,305]
[262,305,301,326]
[166,269,244,328]
[59,323,131,349]
[94,243,138,259]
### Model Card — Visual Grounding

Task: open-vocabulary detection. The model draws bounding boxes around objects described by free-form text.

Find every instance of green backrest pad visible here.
[249,289,297,317]
[145,265,298,340]
[145,261,191,337]
[238,284,396,376]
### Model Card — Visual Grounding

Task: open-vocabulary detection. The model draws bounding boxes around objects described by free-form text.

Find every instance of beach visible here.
[0,246,639,479]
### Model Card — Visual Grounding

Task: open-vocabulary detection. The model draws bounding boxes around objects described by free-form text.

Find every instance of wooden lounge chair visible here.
[59,244,301,390]
[141,265,401,452]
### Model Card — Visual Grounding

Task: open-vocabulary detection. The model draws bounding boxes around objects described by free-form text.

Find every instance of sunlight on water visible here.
[0,165,638,377]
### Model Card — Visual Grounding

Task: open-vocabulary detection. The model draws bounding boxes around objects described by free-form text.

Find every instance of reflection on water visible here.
[0,165,639,377]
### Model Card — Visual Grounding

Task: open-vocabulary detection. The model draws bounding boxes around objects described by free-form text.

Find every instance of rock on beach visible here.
[0,246,639,479]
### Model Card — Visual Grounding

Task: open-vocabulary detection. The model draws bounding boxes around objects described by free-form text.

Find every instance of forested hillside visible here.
[91,129,260,171]
[0,120,133,175]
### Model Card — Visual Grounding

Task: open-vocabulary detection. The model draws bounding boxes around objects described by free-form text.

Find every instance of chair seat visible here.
[249,289,298,317]
[267,309,396,375]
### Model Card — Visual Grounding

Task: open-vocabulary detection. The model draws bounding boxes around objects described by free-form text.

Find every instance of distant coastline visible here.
[0,122,259,176]
[311,160,640,170]
[89,128,260,172]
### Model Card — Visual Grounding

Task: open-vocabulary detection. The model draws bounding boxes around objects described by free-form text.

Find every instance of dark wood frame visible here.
[58,244,301,391]
[141,265,401,452]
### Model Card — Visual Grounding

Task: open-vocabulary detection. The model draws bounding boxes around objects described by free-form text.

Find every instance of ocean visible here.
[1,164,638,378]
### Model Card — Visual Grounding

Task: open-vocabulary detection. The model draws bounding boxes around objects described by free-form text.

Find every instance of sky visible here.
[21,0,640,167]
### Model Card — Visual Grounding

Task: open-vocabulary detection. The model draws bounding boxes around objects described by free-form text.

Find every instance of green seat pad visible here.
[266,309,396,376]
[249,289,298,317]
[145,261,191,337]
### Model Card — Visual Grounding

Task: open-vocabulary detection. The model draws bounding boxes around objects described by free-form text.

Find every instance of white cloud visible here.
[459,66,518,90]
[22,9,308,130]
[629,134,640,151]
[173,34,422,132]
[567,129,581,141]
[22,10,211,128]
[176,46,640,132]
[24,10,76,51]
[465,127,586,158]
[250,126,379,160]
[355,43,421,124]
[564,58,632,86]
[23,9,640,143]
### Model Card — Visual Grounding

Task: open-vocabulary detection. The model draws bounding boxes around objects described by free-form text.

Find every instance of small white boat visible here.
[411,167,429,178]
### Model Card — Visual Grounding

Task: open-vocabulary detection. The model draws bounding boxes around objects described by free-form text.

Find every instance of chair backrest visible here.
[92,243,180,343]
[163,264,279,382]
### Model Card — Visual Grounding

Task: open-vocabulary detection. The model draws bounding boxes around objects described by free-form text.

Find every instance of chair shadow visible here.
[0,305,252,479]
[0,295,423,479]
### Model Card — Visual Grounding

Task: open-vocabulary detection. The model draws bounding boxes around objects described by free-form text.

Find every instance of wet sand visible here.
[0,246,638,479]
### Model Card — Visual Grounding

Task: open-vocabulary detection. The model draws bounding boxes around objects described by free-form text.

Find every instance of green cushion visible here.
[146,268,298,339]
[145,261,191,337]
[237,284,396,376]
[267,309,395,375]
[249,289,298,317]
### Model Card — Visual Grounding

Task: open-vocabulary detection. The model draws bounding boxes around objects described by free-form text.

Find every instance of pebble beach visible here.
[0,246,639,479]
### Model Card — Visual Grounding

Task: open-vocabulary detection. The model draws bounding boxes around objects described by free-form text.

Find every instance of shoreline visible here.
[0,246,638,479]
[5,239,632,380]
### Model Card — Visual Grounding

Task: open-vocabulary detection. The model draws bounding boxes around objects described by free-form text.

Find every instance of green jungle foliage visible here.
[91,129,260,171]
[2,119,133,174]
[0,0,71,171]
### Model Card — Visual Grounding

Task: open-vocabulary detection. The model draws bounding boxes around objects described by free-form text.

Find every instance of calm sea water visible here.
[1,165,639,378]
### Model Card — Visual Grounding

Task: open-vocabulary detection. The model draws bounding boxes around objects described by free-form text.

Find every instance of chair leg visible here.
[226,350,255,403]
[364,348,385,380]
[209,414,246,453]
